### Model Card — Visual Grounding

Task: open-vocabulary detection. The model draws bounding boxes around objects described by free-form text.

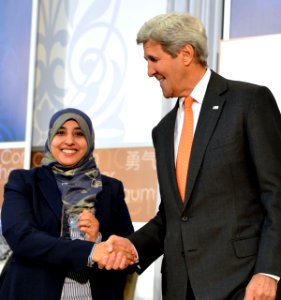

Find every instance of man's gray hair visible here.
[137,12,208,66]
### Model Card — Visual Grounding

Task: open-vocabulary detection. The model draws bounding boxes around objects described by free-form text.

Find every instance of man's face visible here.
[143,40,186,98]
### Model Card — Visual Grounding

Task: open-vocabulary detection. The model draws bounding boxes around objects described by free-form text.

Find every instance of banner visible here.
[0,0,38,206]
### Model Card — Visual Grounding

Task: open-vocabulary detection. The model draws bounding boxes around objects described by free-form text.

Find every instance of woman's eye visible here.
[56,130,65,135]
[74,131,84,137]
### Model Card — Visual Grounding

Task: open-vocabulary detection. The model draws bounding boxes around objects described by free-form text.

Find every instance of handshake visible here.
[92,235,138,270]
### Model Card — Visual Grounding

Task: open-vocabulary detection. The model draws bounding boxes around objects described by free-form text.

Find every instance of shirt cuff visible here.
[132,244,139,263]
[259,273,280,282]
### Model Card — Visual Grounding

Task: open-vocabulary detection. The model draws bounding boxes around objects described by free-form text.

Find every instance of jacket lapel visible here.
[37,167,62,221]
[162,101,188,210]
[184,72,228,205]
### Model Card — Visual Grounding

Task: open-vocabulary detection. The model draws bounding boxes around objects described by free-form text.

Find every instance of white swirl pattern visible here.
[33,0,127,147]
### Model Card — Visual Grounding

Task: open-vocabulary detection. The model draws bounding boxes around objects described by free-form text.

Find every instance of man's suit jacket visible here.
[0,166,134,300]
[129,71,281,300]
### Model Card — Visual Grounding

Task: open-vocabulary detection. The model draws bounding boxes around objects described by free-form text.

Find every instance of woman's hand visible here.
[79,209,100,242]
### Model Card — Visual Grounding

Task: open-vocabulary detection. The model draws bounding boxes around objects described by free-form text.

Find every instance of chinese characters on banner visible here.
[31,147,158,222]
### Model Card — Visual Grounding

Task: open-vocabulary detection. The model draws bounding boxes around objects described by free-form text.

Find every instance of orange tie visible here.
[176,96,194,201]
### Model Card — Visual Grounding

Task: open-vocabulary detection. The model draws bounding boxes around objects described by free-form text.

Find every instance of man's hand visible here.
[92,235,137,270]
[244,273,278,300]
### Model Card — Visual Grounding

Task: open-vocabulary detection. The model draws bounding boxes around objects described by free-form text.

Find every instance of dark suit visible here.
[129,71,281,299]
[0,166,134,300]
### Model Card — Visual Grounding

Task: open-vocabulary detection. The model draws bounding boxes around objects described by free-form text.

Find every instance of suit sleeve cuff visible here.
[87,232,102,267]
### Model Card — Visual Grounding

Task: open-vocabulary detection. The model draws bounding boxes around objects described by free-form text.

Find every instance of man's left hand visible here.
[244,273,278,300]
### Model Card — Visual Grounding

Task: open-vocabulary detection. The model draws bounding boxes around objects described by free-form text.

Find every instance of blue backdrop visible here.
[229,0,281,38]
[0,0,33,142]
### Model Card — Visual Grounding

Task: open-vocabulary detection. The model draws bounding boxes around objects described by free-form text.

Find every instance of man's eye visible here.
[147,56,158,63]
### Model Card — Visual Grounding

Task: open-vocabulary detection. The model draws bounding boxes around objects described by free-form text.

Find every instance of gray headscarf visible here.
[41,108,102,216]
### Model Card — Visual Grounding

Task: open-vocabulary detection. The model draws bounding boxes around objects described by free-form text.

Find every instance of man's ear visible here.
[182,44,194,66]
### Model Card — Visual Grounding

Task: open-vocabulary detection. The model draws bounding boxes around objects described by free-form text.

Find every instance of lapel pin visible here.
[212,106,219,110]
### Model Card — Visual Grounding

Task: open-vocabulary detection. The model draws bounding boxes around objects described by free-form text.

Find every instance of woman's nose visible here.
[64,134,74,144]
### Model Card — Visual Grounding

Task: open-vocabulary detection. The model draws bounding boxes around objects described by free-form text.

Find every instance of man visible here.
[96,12,281,300]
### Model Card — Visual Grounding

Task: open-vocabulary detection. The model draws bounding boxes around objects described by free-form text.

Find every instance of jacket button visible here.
[182,216,189,222]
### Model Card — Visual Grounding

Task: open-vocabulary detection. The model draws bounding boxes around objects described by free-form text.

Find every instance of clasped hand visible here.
[92,235,137,270]
[79,209,99,242]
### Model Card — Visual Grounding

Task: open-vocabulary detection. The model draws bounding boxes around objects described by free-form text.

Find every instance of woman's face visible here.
[50,120,88,167]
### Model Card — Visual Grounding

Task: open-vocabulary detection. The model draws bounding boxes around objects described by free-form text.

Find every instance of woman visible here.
[0,108,134,300]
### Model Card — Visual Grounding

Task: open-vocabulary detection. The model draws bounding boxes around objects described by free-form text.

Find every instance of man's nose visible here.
[147,62,156,77]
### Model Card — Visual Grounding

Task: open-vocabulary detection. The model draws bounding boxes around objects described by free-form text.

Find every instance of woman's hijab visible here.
[41,108,102,218]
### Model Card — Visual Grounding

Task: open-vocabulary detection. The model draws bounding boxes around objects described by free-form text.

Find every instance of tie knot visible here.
[184,96,193,110]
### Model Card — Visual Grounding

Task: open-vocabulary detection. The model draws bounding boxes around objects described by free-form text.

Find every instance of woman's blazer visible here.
[0,166,134,300]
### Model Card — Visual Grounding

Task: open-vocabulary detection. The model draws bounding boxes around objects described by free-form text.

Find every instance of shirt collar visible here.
[179,68,211,107]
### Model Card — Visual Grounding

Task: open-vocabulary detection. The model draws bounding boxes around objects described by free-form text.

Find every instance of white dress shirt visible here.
[174,68,211,162]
